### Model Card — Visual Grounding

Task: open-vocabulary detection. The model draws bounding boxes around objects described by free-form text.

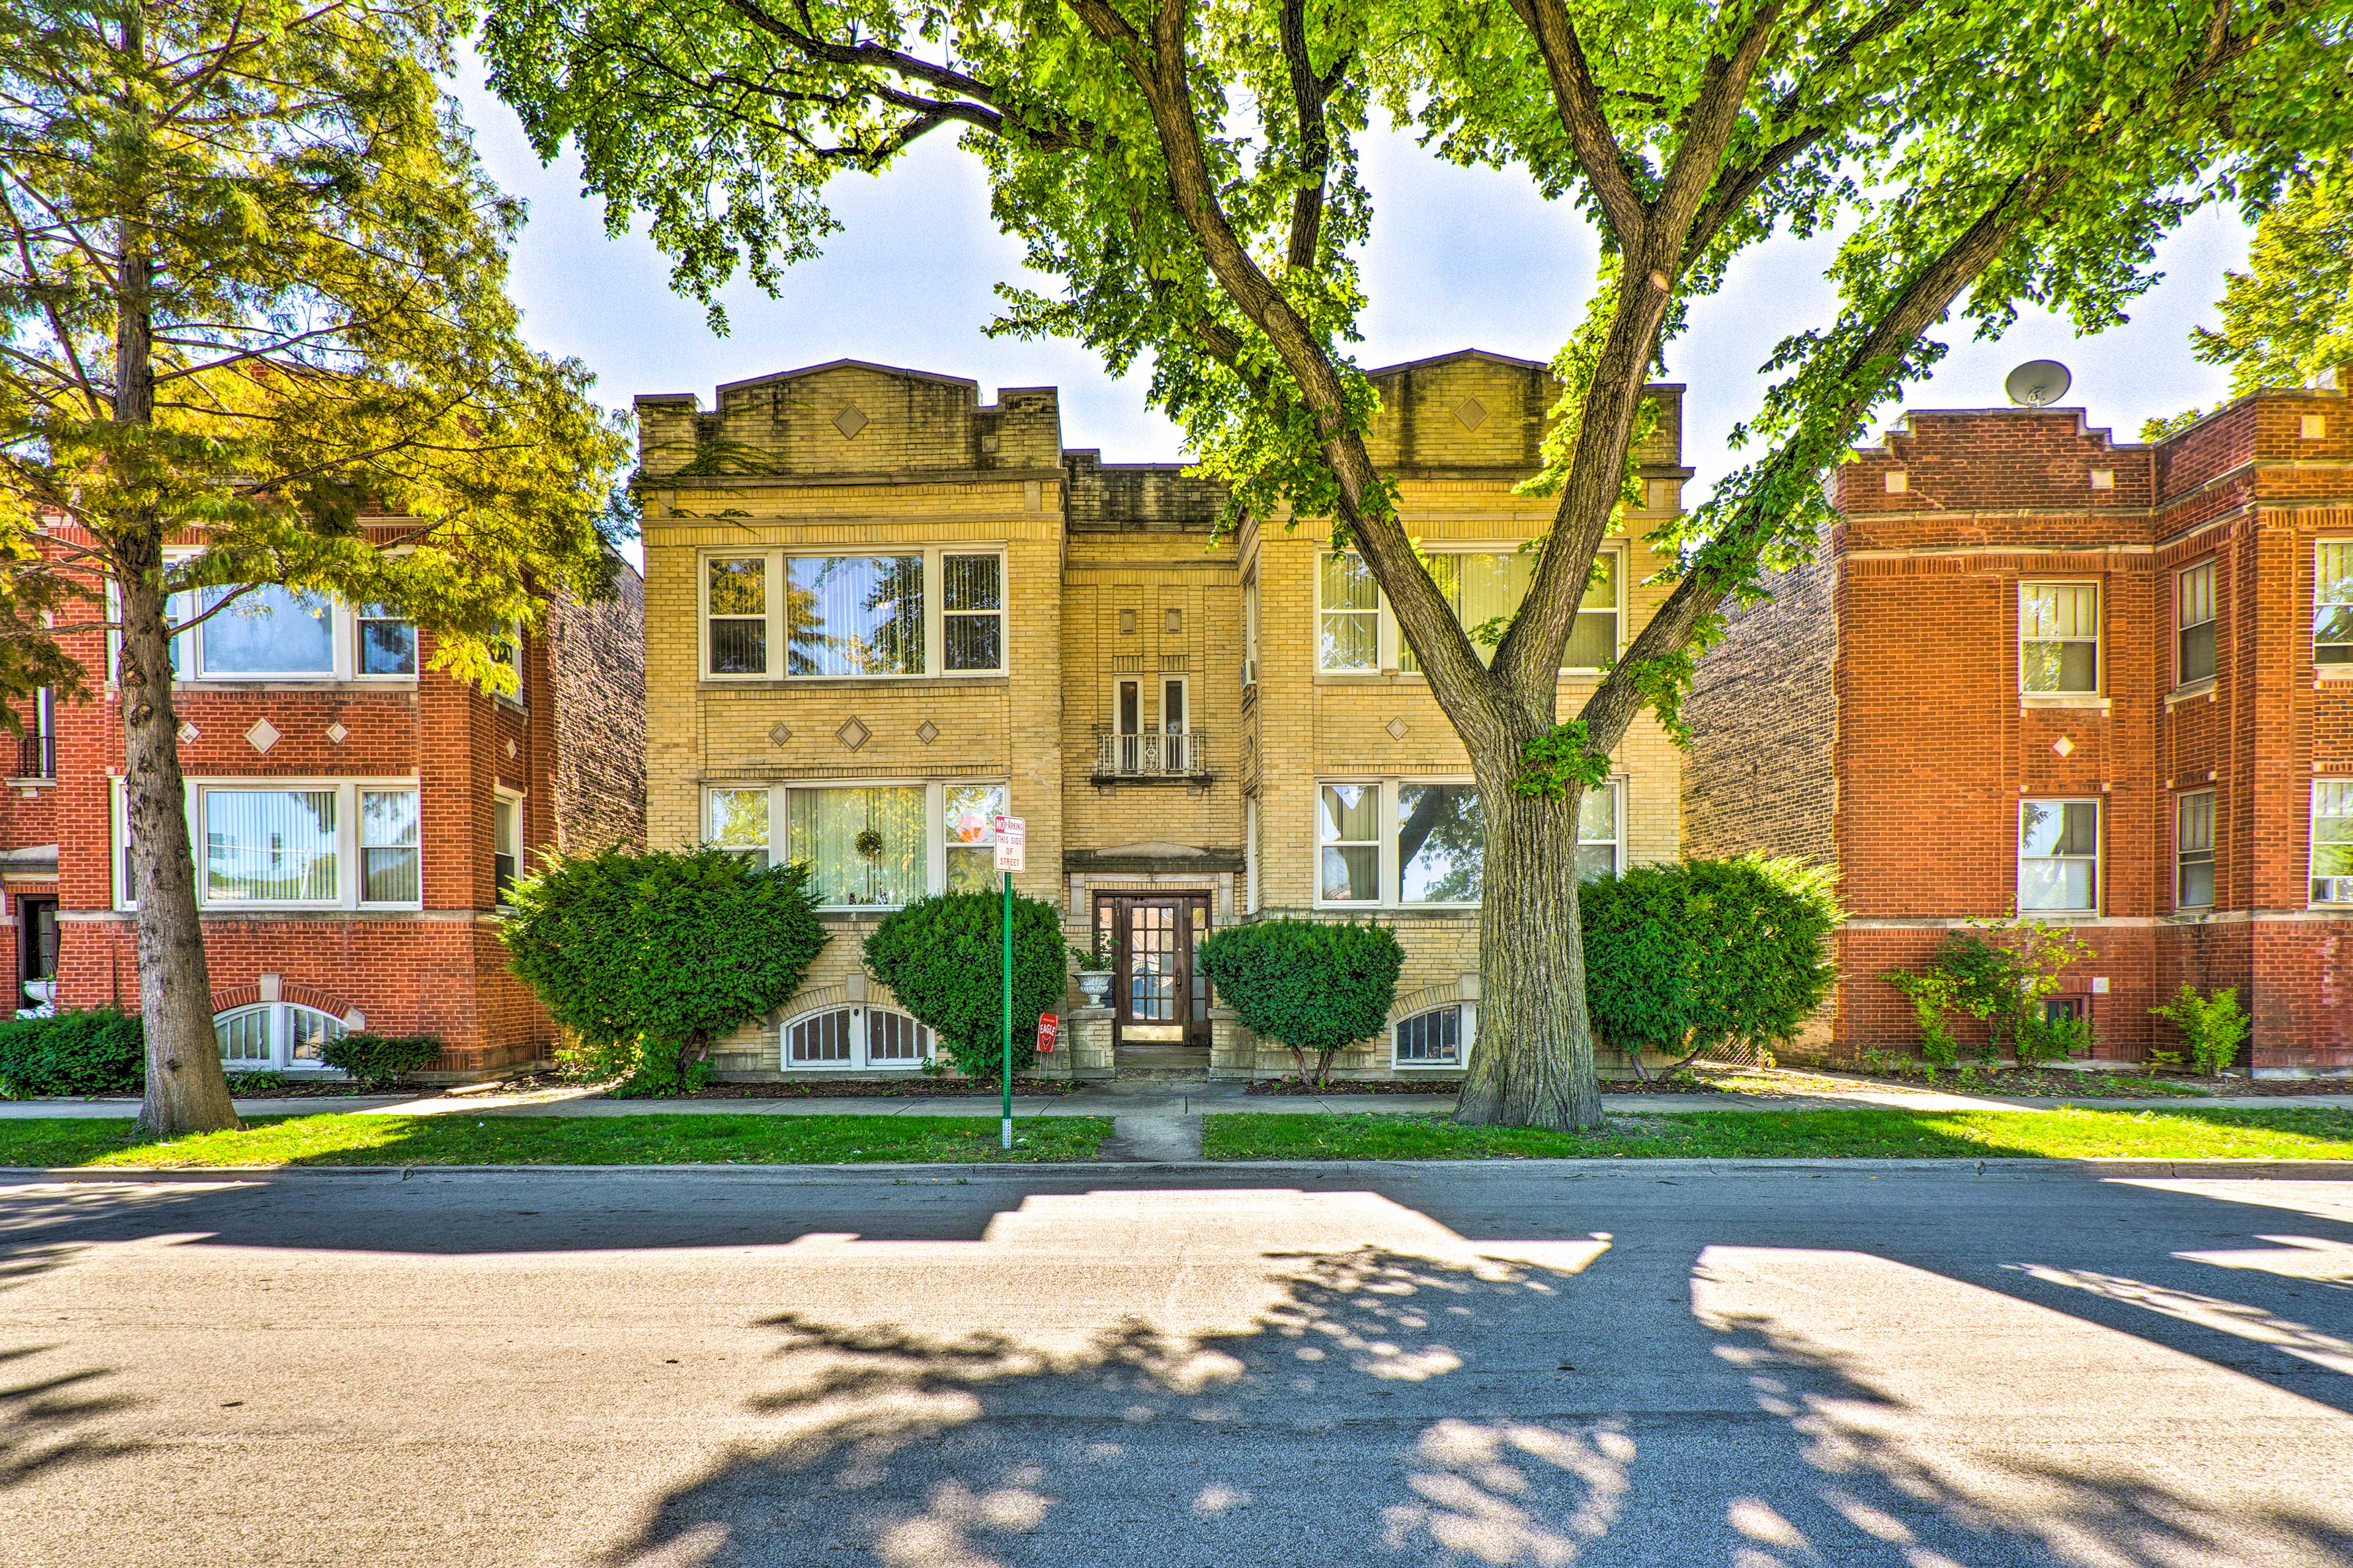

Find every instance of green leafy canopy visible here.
[0,0,631,705]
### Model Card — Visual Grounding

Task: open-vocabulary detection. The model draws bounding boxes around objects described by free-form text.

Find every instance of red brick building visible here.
[0,529,644,1078]
[1686,374,2353,1077]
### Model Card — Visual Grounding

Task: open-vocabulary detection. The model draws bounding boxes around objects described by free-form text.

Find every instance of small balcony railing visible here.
[13,730,53,780]
[1094,727,1210,781]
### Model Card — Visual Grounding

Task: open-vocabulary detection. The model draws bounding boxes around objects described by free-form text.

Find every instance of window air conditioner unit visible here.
[1241,658,1256,689]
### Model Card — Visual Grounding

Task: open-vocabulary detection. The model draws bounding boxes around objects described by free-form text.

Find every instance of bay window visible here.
[118,779,425,910]
[699,548,1004,679]
[1321,547,1623,674]
[2020,798,2099,912]
[703,781,1010,909]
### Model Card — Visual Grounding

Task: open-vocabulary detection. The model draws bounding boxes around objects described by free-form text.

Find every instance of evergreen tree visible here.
[0,0,627,1133]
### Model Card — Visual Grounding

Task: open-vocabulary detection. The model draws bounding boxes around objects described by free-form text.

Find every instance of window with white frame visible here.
[216,1002,350,1071]
[2177,562,2216,685]
[1326,548,1621,675]
[700,549,1004,680]
[2176,790,2215,909]
[1245,797,1260,913]
[205,789,339,903]
[1318,553,1378,672]
[1320,779,1623,906]
[941,554,1004,672]
[2019,798,2099,912]
[1317,783,1380,902]
[1398,784,1482,903]
[360,789,421,903]
[493,794,521,904]
[145,575,420,683]
[116,779,426,911]
[1577,782,1622,881]
[708,788,770,869]
[703,781,1008,909]
[1393,1005,1465,1068]
[2312,782,2353,903]
[357,604,417,676]
[2317,543,2353,665]
[1242,568,1260,688]
[782,1004,934,1070]
[2020,582,2100,695]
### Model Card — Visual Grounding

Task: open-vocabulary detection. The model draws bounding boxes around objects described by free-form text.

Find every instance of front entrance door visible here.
[1096,893,1211,1050]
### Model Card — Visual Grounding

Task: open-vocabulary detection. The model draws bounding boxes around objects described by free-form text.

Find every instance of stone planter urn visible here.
[1076,970,1113,1007]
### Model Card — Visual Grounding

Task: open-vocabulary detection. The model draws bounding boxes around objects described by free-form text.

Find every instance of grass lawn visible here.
[1202,1107,2353,1162]
[0,1113,1112,1169]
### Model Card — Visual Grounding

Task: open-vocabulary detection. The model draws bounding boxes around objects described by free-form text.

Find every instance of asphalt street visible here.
[2,1164,2349,1567]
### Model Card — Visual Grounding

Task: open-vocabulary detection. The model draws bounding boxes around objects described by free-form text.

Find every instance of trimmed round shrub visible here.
[501,847,830,1094]
[1581,855,1841,1075]
[319,1032,446,1090]
[864,890,1067,1081]
[0,1007,145,1097]
[1196,918,1403,1083]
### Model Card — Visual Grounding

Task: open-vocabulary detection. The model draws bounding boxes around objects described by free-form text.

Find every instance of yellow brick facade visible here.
[636,352,1688,1078]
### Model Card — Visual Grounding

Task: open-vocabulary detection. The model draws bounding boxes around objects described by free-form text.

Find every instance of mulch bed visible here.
[225,1081,447,1100]
[2197,1077,2353,1096]
[1243,1075,1721,1096]
[661,1077,1086,1099]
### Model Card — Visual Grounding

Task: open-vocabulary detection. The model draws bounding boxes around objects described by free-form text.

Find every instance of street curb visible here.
[3,1156,2351,1183]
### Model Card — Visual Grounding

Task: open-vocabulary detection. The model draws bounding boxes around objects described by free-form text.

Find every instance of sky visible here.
[449,51,2253,536]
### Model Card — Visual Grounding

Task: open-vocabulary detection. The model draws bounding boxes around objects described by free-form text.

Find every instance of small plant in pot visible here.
[1067,933,1116,1007]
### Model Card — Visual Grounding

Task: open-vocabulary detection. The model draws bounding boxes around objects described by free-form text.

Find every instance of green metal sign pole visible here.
[1001,866,1014,1151]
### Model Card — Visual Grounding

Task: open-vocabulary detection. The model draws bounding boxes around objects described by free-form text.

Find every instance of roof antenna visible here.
[2005,360,2072,407]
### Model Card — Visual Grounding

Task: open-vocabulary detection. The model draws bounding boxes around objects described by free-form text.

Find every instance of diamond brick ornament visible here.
[244,718,279,754]
[836,716,871,751]
[177,721,200,743]
[833,404,869,440]
[326,722,349,745]
[1385,717,1409,740]
[768,722,793,746]
[2052,736,2075,757]
[915,721,939,744]
[1453,397,1488,432]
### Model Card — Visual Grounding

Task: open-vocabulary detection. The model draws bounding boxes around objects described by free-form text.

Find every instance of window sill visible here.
[697,674,1009,690]
[2020,695,2109,712]
[171,677,419,694]
[2164,680,2218,707]
[2316,665,2353,684]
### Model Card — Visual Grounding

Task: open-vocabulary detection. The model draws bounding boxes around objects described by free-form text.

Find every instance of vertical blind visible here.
[788,556,923,676]
[205,789,337,900]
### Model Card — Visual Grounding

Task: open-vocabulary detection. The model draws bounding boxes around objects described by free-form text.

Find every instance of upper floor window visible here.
[1321,548,1621,674]
[703,780,1007,910]
[154,578,417,683]
[2176,790,2214,909]
[2317,543,2353,665]
[1318,552,1378,672]
[2176,562,2216,685]
[2020,798,2099,913]
[2313,782,2353,904]
[700,549,1004,680]
[2020,583,2099,695]
[1242,567,1260,689]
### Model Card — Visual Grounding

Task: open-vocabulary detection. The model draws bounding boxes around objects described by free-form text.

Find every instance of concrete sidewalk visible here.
[6,1076,2349,1119]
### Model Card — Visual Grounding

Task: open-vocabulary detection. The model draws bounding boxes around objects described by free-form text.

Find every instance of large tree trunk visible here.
[1455,767,1603,1131]
[114,244,239,1137]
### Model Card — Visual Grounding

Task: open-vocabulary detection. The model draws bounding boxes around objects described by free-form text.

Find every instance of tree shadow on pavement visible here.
[607,1236,2353,1568]
[0,1346,146,1493]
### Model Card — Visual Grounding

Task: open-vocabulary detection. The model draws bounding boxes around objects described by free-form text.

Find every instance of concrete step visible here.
[1116,1066,1211,1083]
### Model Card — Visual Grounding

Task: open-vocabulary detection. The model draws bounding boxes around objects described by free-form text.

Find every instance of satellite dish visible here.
[2005,359,2072,407]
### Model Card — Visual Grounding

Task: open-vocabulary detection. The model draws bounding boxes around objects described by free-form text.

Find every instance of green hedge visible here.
[0,1007,145,1097]
[1582,856,1841,1074]
[319,1032,445,1089]
[502,847,830,1094]
[864,891,1067,1081]
[1196,918,1403,1083]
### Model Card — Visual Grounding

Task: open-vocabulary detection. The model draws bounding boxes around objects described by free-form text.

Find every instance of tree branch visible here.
[1501,0,1648,248]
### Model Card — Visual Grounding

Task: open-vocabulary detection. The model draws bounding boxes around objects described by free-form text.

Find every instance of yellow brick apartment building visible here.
[635,350,1691,1079]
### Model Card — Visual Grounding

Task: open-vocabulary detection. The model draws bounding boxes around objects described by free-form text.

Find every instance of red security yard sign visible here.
[1035,1012,1059,1054]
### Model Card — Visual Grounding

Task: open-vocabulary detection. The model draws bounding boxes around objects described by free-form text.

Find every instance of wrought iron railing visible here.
[13,730,53,779]
[1094,728,1209,779]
